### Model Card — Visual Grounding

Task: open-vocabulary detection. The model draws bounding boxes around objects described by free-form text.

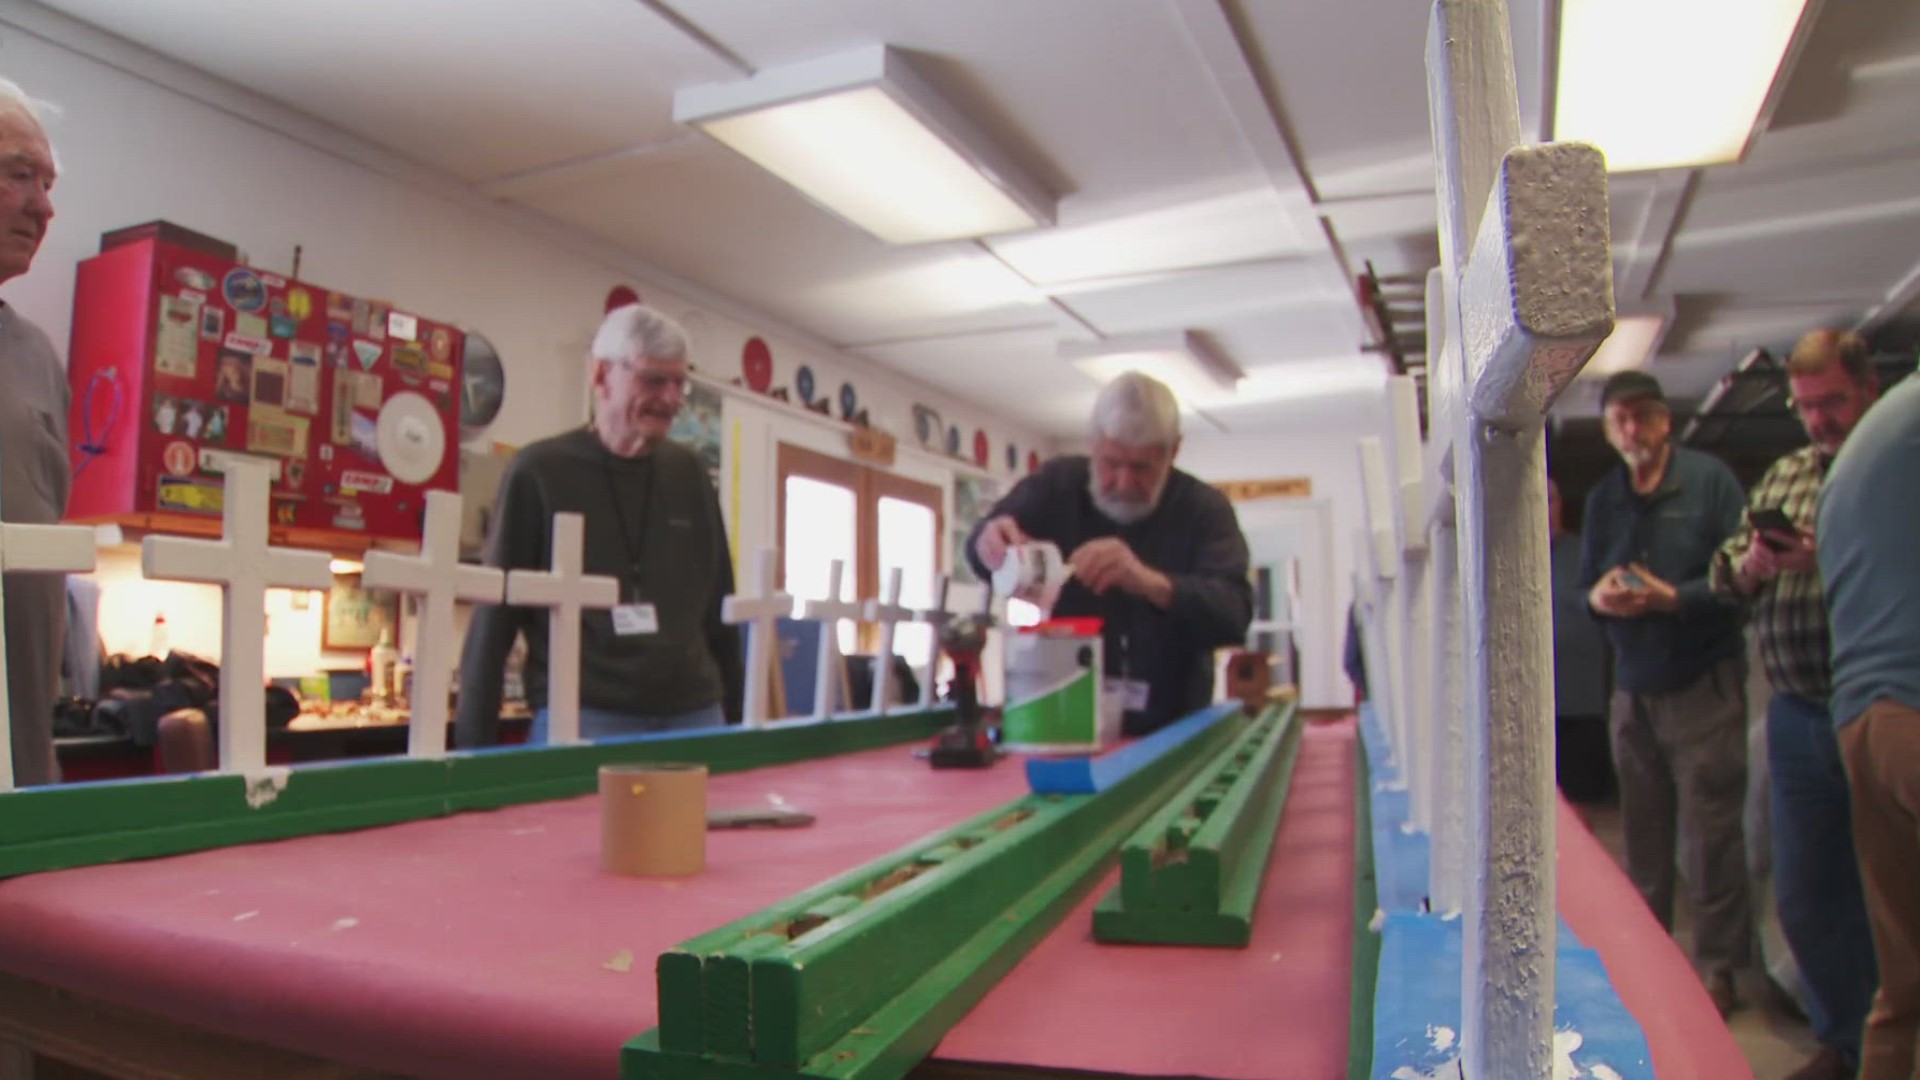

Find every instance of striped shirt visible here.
[1709,445,1832,699]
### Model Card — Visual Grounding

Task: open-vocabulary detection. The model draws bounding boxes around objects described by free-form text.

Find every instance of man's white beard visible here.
[1090,479,1161,525]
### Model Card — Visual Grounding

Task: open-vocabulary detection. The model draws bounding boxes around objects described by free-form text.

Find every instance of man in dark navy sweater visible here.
[1580,370,1752,1016]
[965,372,1252,736]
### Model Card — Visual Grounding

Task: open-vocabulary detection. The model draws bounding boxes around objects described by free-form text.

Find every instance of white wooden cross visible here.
[504,513,618,746]
[142,459,332,777]
[914,575,954,710]
[1356,438,1405,769]
[1425,1,1614,1075]
[1424,267,1469,916]
[865,567,912,713]
[799,559,862,720]
[1386,376,1435,836]
[361,491,505,758]
[722,547,794,729]
[0,516,98,792]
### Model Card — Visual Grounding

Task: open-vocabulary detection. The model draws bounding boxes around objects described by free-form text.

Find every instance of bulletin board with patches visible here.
[65,225,462,548]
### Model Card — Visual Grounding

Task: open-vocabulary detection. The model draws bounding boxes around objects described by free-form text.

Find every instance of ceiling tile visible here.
[986,187,1311,287]
[34,0,732,181]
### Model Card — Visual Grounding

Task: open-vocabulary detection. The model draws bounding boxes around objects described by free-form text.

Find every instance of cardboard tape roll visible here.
[599,763,708,877]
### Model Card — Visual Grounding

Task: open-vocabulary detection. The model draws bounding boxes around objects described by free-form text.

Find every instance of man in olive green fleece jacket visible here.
[456,305,742,746]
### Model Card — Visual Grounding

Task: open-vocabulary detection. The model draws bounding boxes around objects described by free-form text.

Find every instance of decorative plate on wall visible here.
[1028,450,1041,474]
[838,381,858,421]
[459,330,505,440]
[605,284,641,312]
[795,364,816,406]
[742,337,772,393]
[973,430,989,467]
[946,424,961,456]
[913,405,943,449]
[1005,443,1017,471]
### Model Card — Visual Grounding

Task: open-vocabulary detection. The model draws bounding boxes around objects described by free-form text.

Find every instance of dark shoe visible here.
[1782,1046,1854,1080]
[1706,971,1740,1018]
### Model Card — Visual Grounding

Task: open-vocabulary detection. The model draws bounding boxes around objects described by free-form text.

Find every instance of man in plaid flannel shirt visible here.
[1712,329,1881,1080]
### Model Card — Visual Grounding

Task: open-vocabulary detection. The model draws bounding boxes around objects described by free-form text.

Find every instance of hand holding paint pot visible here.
[992,541,1072,611]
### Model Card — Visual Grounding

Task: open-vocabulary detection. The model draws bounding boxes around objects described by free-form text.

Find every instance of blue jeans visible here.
[1769,690,1877,1062]
[530,701,726,744]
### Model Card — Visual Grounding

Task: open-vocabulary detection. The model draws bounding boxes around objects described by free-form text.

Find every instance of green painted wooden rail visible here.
[1090,701,1302,946]
[623,702,1249,1080]
[0,709,953,878]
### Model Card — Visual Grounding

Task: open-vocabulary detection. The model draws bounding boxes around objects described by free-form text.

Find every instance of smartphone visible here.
[1617,569,1646,589]
[1748,507,1797,550]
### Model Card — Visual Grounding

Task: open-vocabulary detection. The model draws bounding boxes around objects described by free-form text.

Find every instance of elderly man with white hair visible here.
[456,304,742,745]
[0,78,68,786]
[967,371,1252,735]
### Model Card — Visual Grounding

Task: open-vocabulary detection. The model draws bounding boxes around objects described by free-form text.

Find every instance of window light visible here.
[674,45,1054,245]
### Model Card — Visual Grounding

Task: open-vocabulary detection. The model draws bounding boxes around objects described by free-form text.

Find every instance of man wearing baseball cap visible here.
[1580,370,1753,1016]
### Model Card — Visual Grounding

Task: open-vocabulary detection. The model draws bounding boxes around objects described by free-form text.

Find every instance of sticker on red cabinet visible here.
[156,296,201,377]
[161,440,197,478]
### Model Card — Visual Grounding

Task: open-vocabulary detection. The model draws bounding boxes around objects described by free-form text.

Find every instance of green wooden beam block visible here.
[0,710,952,880]
[657,950,708,1055]
[1094,703,1304,947]
[707,933,791,1059]
[625,702,1244,1080]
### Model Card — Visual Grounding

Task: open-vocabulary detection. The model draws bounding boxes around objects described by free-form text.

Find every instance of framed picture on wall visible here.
[322,574,399,652]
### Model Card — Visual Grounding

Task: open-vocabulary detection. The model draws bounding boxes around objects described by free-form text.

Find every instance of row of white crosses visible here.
[0,455,957,791]
[1351,2,1616,1077]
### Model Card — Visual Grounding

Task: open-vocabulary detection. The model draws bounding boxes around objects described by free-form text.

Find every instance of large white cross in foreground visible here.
[865,568,912,713]
[361,491,505,758]
[1425,1,1613,1075]
[722,548,793,729]
[504,513,618,746]
[142,459,333,777]
[0,516,98,791]
[799,559,862,720]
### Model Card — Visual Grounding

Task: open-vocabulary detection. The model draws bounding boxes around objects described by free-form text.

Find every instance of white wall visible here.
[1176,392,1393,708]
[1,14,1046,673]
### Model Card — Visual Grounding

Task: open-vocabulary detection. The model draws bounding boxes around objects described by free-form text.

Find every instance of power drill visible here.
[930,611,998,769]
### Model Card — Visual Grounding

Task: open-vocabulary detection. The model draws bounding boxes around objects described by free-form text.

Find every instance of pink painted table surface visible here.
[933,717,1359,1079]
[1556,798,1755,1080]
[0,725,1362,1080]
[0,743,1026,1079]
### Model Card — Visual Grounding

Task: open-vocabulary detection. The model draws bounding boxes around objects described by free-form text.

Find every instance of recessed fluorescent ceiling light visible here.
[674,45,1054,245]
[1581,313,1670,377]
[1063,332,1245,411]
[1554,0,1816,172]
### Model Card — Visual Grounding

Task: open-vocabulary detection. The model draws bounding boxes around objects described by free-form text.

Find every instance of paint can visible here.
[599,763,708,876]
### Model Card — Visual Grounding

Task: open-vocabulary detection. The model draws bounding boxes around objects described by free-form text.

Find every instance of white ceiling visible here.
[30,0,1920,436]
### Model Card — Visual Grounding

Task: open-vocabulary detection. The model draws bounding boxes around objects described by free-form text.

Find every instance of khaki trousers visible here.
[1840,698,1920,1080]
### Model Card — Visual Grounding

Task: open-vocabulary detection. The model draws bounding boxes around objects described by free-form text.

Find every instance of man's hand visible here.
[1625,563,1680,614]
[1589,567,1644,617]
[1069,537,1173,608]
[1737,535,1784,587]
[1768,528,1818,574]
[1589,565,1674,618]
[974,515,1029,572]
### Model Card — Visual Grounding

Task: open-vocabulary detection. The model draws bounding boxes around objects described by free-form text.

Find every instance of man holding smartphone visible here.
[1581,370,1752,1017]
[1711,330,1880,1080]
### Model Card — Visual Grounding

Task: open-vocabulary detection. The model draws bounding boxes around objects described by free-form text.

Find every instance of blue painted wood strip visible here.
[1023,702,1241,795]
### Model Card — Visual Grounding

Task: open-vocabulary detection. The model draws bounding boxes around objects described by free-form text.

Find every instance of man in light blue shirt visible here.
[1817,370,1920,1080]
